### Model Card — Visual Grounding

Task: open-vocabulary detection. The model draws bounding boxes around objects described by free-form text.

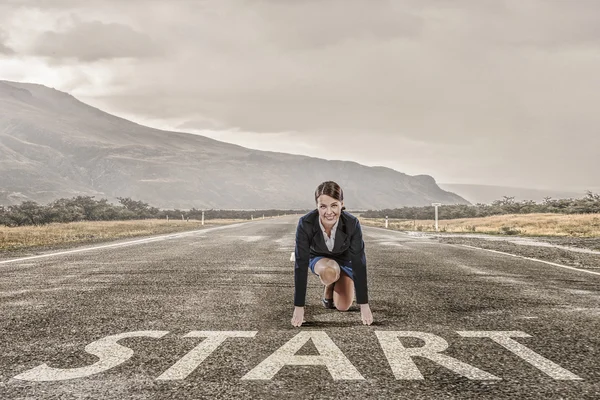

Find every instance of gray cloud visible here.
[1,0,599,190]
[31,18,162,62]
[69,0,598,137]
[0,30,15,54]
[175,117,230,132]
[256,0,424,49]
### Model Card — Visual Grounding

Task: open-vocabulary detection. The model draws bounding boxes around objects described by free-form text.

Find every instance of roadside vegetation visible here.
[359,213,600,237]
[0,196,303,253]
[358,192,600,238]
[0,219,248,252]
[0,196,307,227]
[2,193,599,252]
[361,192,600,220]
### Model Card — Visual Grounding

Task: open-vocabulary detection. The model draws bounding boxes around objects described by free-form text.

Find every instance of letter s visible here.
[13,330,169,381]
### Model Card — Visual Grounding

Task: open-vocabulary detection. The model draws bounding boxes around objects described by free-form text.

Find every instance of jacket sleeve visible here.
[349,219,369,304]
[294,218,311,306]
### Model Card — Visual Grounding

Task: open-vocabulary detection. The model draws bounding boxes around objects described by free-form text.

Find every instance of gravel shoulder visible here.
[407,232,600,270]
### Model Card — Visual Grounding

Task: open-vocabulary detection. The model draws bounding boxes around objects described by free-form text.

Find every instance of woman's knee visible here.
[320,267,340,284]
[317,259,340,283]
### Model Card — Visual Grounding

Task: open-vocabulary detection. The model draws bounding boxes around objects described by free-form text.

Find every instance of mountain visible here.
[438,183,587,205]
[0,80,469,209]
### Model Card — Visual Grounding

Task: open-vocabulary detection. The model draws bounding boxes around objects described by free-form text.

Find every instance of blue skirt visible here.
[309,256,355,281]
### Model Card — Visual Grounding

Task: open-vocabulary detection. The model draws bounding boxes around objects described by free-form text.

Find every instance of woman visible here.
[291,181,373,327]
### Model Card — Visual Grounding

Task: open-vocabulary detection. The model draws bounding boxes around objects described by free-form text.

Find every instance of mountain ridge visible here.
[0,80,469,209]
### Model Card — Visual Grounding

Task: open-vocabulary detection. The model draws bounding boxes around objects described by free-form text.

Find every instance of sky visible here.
[1,0,598,192]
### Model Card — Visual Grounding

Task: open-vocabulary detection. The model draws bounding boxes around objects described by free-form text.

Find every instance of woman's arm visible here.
[293,219,311,307]
[350,220,373,325]
[349,219,368,305]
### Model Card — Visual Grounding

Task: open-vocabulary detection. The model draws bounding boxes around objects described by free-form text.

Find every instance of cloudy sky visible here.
[1,0,598,192]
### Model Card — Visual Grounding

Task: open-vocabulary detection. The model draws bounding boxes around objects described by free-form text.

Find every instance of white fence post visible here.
[432,203,441,232]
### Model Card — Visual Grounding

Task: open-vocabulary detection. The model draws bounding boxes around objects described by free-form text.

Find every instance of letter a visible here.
[241,331,363,380]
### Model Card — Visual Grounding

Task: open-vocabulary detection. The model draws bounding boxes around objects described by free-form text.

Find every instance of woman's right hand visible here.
[291,306,305,327]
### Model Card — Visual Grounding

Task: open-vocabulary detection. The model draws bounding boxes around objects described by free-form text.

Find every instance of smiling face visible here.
[317,194,344,228]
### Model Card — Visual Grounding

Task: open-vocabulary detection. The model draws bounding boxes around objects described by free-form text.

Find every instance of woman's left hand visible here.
[359,303,373,325]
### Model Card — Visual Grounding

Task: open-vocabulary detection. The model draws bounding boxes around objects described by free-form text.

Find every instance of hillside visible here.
[0,80,469,209]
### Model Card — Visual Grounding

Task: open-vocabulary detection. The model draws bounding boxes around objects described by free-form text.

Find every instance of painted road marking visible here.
[459,244,600,277]
[13,330,582,381]
[375,331,499,380]
[157,331,257,380]
[13,331,169,381]
[457,331,582,380]
[0,222,249,265]
[241,331,364,380]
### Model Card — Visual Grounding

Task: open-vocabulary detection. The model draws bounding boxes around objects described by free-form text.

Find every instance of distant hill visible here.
[0,80,469,209]
[438,183,586,205]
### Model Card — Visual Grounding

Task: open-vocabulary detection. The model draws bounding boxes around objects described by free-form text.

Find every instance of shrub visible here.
[500,226,521,235]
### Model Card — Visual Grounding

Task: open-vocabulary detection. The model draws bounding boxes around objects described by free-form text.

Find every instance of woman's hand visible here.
[291,306,305,327]
[360,303,373,325]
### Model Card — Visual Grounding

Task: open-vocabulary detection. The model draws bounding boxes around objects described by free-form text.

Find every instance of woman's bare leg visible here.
[333,270,354,311]
[314,258,340,299]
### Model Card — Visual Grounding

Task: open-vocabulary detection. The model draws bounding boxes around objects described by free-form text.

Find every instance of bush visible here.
[360,192,600,220]
[0,196,310,226]
[500,226,521,235]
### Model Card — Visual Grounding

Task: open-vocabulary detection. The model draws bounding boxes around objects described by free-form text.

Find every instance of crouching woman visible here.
[291,181,373,327]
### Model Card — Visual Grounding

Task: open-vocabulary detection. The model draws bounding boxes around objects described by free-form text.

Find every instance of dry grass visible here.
[359,213,600,237]
[0,218,251,252]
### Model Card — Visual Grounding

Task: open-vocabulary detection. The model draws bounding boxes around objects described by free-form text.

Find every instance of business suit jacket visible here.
[294,209,368,307]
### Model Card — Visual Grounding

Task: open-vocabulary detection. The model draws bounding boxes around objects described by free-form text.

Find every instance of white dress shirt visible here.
[318,217,338,252]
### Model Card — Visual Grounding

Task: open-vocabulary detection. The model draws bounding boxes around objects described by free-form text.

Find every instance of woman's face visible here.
[317,194,343,227]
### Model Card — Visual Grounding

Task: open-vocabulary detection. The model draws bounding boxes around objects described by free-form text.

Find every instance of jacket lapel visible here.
[311,213,327,252]
[310,211,348,254]
[331,213,348,253]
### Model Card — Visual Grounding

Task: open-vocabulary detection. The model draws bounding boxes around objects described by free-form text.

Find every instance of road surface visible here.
[1,216,599,399]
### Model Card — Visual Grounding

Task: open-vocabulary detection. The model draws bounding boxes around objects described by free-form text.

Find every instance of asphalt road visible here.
[1,216,599,399]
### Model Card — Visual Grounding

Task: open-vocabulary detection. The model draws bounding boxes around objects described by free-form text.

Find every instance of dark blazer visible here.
[294,209,368,307]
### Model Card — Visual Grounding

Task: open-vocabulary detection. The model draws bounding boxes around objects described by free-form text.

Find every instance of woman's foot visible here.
[322,282,335,308]
[322,297,335,309]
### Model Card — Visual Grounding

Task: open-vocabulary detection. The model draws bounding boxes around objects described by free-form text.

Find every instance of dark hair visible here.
[315,181,346,211]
